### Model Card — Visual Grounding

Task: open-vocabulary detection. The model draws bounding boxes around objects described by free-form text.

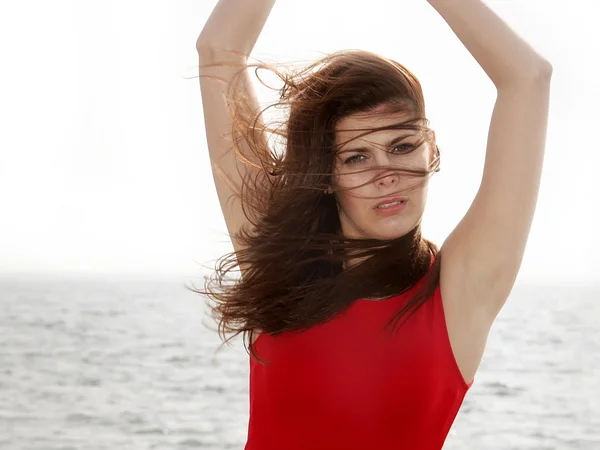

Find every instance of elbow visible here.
[535,60,553,80]
[526,59,554,82]
[497,60,553,90]
[196,36,248,61]
[515,60,554,83]
[196,34,215,56]
[196,32,224,57]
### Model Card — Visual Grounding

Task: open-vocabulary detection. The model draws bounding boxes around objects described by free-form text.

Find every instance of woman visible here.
[194,0,552,448]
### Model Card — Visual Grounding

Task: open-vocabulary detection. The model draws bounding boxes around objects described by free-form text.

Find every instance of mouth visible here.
[374,197,408,210]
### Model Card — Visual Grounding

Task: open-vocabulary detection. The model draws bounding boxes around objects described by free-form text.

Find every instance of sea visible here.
[1,275,599,450]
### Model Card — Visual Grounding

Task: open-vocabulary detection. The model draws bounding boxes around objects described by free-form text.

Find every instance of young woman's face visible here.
[332,108,436,241]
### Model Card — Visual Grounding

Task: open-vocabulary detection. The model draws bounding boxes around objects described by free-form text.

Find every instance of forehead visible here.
[334,109,418,150]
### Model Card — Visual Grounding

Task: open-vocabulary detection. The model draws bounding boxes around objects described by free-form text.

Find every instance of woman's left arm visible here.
[429,0,553,322]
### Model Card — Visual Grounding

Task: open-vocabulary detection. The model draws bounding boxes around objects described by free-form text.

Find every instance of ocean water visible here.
[1,276,599,450]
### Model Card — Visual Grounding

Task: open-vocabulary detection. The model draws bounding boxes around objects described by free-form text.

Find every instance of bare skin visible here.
[200,0,553,388]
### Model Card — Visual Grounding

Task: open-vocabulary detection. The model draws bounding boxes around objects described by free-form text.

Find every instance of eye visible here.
[391,143,416,153]
[344,154,366,164]
[342,143,416,164]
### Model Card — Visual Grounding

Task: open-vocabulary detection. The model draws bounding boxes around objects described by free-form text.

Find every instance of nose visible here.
[376,171,399,188]
[374,151,399,188]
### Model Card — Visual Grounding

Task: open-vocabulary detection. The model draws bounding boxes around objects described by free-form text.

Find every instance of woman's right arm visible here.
[196,0,277,258]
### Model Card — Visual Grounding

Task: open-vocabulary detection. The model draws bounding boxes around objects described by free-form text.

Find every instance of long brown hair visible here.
[188,49,442,364]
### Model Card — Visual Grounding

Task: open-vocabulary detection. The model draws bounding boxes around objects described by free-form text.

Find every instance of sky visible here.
[0,0,598,285]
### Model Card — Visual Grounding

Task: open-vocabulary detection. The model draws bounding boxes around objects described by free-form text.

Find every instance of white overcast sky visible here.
[0,0,598,284]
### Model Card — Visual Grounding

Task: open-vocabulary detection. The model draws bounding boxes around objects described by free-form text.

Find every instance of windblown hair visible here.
[188,49,443,364]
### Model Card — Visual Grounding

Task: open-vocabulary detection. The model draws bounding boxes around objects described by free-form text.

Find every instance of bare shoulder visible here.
[251,329,263,346]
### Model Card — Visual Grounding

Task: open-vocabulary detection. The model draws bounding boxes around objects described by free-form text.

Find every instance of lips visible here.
[375,197,408,209]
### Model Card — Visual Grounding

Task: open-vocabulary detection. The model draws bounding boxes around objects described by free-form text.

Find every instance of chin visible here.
[339,205,421,240]
[368,216,422,240]
[370,228,411,241]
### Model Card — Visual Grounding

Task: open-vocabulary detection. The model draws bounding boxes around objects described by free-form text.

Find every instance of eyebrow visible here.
[337,134,413,155]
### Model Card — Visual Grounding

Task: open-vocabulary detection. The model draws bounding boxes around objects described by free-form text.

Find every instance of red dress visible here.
[245,274,474,450]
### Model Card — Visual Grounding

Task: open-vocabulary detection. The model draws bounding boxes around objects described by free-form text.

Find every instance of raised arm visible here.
[197,0,276,57]
[196,0,277,264]
[425,0,553,322]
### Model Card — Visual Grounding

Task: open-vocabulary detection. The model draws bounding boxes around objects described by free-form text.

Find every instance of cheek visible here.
[403,150,429,169]
[334,166,373,191]
[335,173,373,207]
[335,189,366,217]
